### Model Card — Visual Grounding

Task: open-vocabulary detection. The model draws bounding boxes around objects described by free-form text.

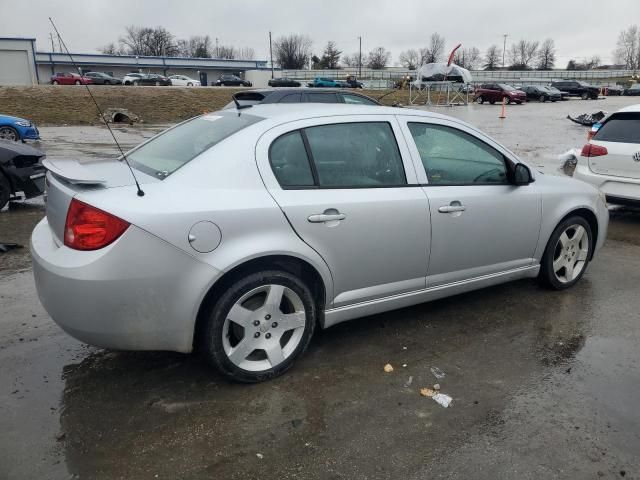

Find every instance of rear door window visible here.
[269,131,315,186]
[593,113,640,143]
[306,93,339,103]
[305,122,406,187]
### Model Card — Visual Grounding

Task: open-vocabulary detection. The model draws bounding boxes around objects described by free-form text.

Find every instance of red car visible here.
[474,83,526,105]
[50,73,94,85]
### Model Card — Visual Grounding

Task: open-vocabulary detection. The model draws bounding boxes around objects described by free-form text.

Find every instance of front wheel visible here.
[476,96,484,104]
[581,92,589,100]
[0,126,19,142]
[539,216,593,290]
[74,80,81,85]
[52,80,59,85]
[505,96,512,104]
[133,80,139,86]
[539,94,547,102]
[201,270,317,382]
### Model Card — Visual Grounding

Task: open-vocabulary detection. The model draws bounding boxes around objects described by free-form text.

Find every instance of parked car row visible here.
[49,72,257,87]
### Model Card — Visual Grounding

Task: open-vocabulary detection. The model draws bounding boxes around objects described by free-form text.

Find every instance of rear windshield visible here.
[128,112,263,178]
[593,112,640,143]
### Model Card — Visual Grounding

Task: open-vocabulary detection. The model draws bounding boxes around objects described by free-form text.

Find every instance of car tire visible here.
[505,97,512,105]
[539,94,547,102]
[0,173,11,210]
[476,96,484,104]
[187,82,193,86]
[74,80,81,85]
[104,80,110,85]
[133,80,139,86]
[201,270,317,383]
[155,81,160,86]
[0,126,19,142]
[52,80,59,85]
[581,92,589,100]
[539,216,593,290]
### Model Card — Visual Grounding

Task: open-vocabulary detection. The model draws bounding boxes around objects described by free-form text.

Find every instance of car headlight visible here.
[15,121,31,127]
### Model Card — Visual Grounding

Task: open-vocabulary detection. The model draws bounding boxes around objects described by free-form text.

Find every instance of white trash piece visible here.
[432,393,453,408]
[430,366,446,379]
[557,148,580,163]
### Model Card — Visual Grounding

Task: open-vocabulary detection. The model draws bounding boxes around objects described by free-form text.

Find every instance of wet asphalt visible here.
[1,97,639,479]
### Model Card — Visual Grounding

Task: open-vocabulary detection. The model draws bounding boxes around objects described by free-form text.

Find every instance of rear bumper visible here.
[31,218,220,353]
[574,164,640,203]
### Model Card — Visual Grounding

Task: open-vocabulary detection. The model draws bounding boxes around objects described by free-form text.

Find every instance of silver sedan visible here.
[32,104,608,382]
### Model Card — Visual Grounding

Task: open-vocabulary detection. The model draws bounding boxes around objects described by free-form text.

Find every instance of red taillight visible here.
[580,144,608,157]
[64,199,129,250]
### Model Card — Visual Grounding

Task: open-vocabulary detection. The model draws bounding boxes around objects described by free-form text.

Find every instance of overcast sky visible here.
[2,0,638,66]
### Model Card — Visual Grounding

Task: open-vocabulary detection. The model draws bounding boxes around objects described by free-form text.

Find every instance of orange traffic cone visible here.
[499,97,506,119]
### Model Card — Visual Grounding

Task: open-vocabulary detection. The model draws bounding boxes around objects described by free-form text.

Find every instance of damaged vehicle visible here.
[0,141,46,210]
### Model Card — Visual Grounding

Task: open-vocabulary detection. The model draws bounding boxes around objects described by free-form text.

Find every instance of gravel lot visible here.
[1,96,639,479]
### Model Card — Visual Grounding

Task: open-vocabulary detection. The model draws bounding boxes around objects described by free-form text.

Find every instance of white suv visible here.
[574,104,640,205]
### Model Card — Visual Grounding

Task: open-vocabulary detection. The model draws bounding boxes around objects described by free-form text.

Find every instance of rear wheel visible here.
[539,94,547,102]
[476,96,484,104]
[0,174,11,210]
[52,80,59,85]
[505,96,512,104]
[104,80,110,85]
[539,216,593,290]
[0,126,19,142]
[133,80,139,86]
[187,82,193,86]
[581,92,589,100]
[201,270,317,382]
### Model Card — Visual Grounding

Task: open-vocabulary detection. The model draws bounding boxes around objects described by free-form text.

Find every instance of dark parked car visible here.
[624,84,640,96]
[474,83,526,104]
[550,80,599,100]
[268,77,301,87]
[0,141,46,210]
[224,88,380,109]
[83,72,122,85]
[547,85,570,101]
[130,74,172,86]
[521,85,561,102]
[50,72,93,85]
[604,85,624,96]
[214,75,252,87]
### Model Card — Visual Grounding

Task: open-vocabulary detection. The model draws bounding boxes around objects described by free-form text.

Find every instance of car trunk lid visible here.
[43,158,159,243]
[588,112,640,179]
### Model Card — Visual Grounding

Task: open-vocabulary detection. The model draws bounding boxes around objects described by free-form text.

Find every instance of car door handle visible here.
[438,205,466,213]
[308,213,346,223]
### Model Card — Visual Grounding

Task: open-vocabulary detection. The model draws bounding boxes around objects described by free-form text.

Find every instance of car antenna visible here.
[48,17,145,197]
[232,93,252,110]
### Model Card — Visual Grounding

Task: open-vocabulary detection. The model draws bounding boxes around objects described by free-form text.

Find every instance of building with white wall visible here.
[0,37,39,85]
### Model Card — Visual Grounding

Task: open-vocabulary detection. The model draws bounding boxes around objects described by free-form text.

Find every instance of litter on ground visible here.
[430,366,446,379]
[420,388,435,397]
[404,376,413,388]
[432,393,453,408]
[384,363,394,373]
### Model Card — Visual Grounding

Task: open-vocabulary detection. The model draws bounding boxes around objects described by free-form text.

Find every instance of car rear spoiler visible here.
[42,159,106,185]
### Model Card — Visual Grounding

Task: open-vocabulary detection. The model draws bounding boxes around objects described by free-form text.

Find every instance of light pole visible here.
[502,34,508,68]
[358,36,362,77]
[269,31,274,79]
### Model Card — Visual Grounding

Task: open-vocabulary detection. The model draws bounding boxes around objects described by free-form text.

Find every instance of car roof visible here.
[618,104,640,113]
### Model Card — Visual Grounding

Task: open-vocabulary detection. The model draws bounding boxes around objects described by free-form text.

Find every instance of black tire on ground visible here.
[133,80,139,86]
[0,126,19,142]
[539,215,593,290]
[476,96,484,104]
[0,174,11,211]
[74,80,81,85]
[201,270,317,383]
[540,94,547,102]
[187,82,193,86]
[505,97,512,105]
[104,80,110,85]
[52,80,59,85]
[581,92,589,100]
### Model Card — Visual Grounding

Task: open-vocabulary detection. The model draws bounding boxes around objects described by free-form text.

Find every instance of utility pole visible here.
[358,36,362,77]
[215,37,219,58]
[502,34,508,68]
[269,31,274,78]
[49,32,56,52]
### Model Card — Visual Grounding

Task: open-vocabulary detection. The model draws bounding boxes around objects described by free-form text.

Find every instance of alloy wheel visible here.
[0,127,18,141]
[222,284,307,372]
[552,224,589,283]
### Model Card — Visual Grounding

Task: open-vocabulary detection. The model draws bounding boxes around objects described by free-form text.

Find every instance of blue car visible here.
[0,114,40,142]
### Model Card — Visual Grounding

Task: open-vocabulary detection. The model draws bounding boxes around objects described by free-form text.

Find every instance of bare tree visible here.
[236,47,255,60]
[341,53,360,67]
[420,33,446,64]
[536,38,556,70]
[217,45,236,59]
[274,34,312,69]
[454,47,480,70]
[367,47,391,69]
[484,45,501,70]
[177,35,213,58]
[613,25,639,69]
[99,42,126,55]
[119,26,178,57]
[508,40,539,69]
[399,49,420,70]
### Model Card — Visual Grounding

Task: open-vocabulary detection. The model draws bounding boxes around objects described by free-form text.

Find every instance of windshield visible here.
[498,84,516,91]
[128,112,263,178]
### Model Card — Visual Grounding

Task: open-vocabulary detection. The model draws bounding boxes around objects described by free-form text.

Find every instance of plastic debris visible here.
[433,383,441,390]
[404,376,413,388]
[420,387,435,397]
[383,363,394,373]
[430,366,446,379]
[256,453,264,459]
[567,111,606,126]
[402,364,407,368]
[402,346,408,350]
[432,393,453,408]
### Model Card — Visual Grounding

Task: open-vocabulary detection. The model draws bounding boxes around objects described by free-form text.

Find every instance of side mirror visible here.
[514,163,534,185]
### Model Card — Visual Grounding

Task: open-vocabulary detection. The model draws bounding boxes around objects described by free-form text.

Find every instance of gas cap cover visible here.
[188,221,222,253]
